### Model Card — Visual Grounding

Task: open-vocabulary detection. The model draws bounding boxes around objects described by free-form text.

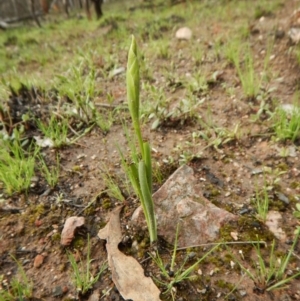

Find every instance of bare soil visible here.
[1,0,300,301]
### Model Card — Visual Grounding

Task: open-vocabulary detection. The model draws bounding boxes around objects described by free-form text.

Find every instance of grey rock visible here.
[275,192,290,205]
[52,286,63,297]
[132,165,238,247]
[288,27,300,44]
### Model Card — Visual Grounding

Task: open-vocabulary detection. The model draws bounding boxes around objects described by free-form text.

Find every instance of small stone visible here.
[52,286,63,297]
[239,290,247,297]
[33,254,44,268]
[41,188,52,196]
[288,27,300,44]
[110,67,125,78]
[230,231,238,241]
[239,208,250,215]
[35,220,42,227]
[269,54,275,60]
[76,153,86,159]
[62,286,69,293]
[251,168,263,175]
[31,176,39,182]
[187,252,196,259]
[175,27,192,40]
[286,269,294,276]
[275,192,290,205]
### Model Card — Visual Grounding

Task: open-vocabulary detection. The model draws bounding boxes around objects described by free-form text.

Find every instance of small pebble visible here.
[33,254,44,268]
[76,154,86,159]
[239,208,250,215]
[239,290,247,297]
[251,168,263,175]
[52,286,63,297]
[175,27,192,40]
[276,192,290,205]
[187,252,196,260]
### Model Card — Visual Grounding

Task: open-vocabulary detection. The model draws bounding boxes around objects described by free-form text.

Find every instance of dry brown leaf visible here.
[60,216,85,246]
[98,206,161,301]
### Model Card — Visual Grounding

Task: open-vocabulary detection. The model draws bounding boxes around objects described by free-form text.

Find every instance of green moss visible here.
[223,253,234,264]
[269,199,286,211]
[276,163,289,172]
[25,203,46,224]
[72,165,81,172]
[224,203,236,214]
[35,204,45,215]
[206,184,221,197]
[58,263,67,272]
[205,255,224,267]
[216,279,235,292]
[51,232,61,242]
[135,230,147,243]
[222,157,232,164]
[98,221,107,229]
[139,239,148,249]
[189,275,201,282]
[219,216,274,258]
[290,182,300,189]
[72,236,85,249]
[102,198,112,209]
[84,206,96,216]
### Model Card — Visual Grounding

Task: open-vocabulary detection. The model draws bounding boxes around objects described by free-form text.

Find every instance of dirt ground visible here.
[1,0,300,300]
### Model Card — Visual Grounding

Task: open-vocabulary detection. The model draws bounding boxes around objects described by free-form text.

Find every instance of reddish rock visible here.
[132,165,238,247]
[34,254,44,268]
[35,220,42,227]
[62,286,69,293]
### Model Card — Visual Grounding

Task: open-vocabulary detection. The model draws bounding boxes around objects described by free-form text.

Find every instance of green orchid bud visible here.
[127,35,140,125]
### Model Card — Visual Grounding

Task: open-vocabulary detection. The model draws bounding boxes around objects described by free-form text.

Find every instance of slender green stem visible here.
[139,160,157,242]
